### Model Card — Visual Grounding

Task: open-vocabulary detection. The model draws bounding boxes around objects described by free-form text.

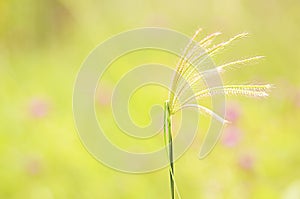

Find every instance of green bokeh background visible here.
[1,0,300,198]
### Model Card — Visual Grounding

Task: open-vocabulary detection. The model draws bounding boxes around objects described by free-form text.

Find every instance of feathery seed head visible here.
[168,29,271,123]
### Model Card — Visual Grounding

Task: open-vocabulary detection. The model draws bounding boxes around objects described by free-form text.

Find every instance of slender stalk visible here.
[164,101,175,199]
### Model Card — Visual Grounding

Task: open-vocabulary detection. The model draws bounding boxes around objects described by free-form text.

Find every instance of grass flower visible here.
[163,28,271,199]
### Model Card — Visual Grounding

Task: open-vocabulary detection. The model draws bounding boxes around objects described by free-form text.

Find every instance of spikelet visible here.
[176,104,229,124]
[180,84,271,105]
[216,56,265,73]
[199,32,222,48]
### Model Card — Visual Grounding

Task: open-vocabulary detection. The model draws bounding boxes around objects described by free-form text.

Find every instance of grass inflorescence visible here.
[163,28,271,199]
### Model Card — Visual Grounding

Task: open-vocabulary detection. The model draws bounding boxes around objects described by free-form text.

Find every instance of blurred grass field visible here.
[1,0,300,198]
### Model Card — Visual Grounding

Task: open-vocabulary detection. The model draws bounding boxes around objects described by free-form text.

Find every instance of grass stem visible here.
[164,101,175,199]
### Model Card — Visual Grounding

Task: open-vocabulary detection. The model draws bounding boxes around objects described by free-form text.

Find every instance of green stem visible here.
[164,101,175,199]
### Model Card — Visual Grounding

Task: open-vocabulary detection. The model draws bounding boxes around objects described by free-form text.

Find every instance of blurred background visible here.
[1,0,300,198]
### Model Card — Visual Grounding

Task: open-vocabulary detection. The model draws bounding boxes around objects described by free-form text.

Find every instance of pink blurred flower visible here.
[25,156,43,176]
[221,126,241,147]
[294,90,300,108]
[238,153,255,171]
[225,102,242,123]
[28,98,50,118]
[97,86,112,106]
